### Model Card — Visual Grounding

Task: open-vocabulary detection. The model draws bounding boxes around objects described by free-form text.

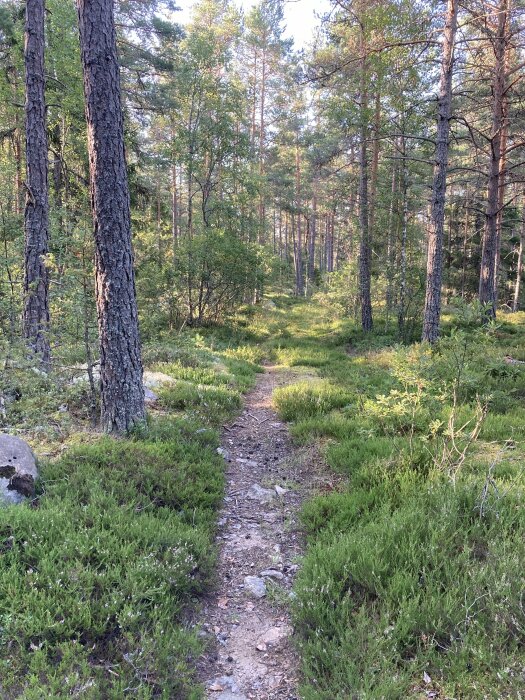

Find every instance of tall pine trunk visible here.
[494,4,511,304]
[512,202,525,312]
[385,161,397,317]
[23,0,51,368]
[76,0,145,433]
[358,49,373,332]
[422,0,458,342]
[479,0,509,320]
[295,144,304,296]
[397,141,409,335]
[308,171,318,282]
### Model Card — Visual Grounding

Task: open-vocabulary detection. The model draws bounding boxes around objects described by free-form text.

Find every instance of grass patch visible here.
[274,381,352,422]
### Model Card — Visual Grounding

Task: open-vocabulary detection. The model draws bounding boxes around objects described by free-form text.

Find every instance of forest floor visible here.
[198,364,321,700]
[2,297,525,699]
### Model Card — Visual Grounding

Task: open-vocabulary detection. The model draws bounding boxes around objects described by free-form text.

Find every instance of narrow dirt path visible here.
[198,365,306,700]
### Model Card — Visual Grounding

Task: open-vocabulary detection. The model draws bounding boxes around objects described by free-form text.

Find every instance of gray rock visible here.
[70,363,101,386]
[142,371,176,389]
[274,484,289,496]
[260,569,284,581]
[217,693,247,700]
[144,387,158,404]
[206,676,240,693]
[247,484,274,504]
[0,435,38,505]
[243,575,266,598]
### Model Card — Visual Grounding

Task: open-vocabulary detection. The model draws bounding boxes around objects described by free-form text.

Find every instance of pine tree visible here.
[76,0,145,432]
[422,0,458,342]
[23,0,50,368]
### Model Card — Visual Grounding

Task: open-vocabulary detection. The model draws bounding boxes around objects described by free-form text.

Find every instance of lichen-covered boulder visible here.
[0,435,38,505]
[142,371,176,389]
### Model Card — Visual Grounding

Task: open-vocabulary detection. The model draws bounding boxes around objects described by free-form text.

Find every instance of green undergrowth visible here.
[0,323,262,698]
[267,298,525,699]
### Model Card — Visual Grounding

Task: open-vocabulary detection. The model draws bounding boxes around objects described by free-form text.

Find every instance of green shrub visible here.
[0,417,222,698]
[266,299,525,699]
[159,380,242,424]
[326,435,399,474]
[273,380,352,422]
[296,477,525,699]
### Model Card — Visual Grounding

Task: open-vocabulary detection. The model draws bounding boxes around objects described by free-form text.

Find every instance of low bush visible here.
[267,300,525,699]
[0,417,223,698]
[274,380,353,422]
[0,321,261,698]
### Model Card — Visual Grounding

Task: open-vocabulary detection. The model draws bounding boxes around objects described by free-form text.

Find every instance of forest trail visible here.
[199,365,310,700]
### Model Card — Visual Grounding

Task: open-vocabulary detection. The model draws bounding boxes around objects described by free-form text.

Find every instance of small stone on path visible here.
[246,484,274,504]
[243,576,266,598]
[256,626,291,649]
[207,676,240,693]
[260,569,284,580]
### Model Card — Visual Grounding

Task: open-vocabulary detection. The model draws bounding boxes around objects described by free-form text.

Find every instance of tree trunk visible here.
[23,0,51,369]
[258,47,266,244]
[421,0,458,342]
[76,0,145,433]
[398,141,409,334]
[385,160,397,316]
[171,163,178,251]
[358,49,373,332]
[479,0,509,321]
[295,144,304,296]
[327,211,335,273]
[512,203,525,312]
[461,189,470,297]
[494,3,511,303]
[369,87,381,237]
[308,172,318,282]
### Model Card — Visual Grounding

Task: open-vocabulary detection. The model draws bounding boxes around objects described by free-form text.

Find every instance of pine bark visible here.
[368,88,381,237]
[512,203,525,312]
[479,0,509,320]
[76,0,145,433]
[307,172,318,282]
[23,0,51,369]
[295,144,304,296]
[398,144,409,334]
[385,161,397,315]
[421,0,458,342]
[358,50,373,332]
[171,163,178,251]
[258,47,266,244]
[494,4,511,303]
